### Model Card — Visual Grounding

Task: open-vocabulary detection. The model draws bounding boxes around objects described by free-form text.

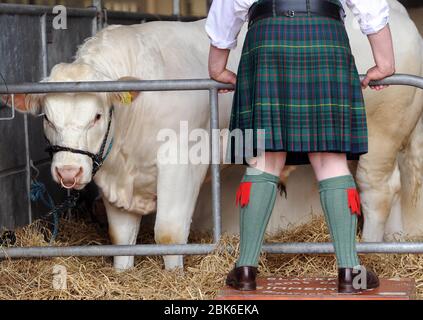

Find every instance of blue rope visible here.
[29,140,112,243]
[30,180,55,209]
[30,180,59,243]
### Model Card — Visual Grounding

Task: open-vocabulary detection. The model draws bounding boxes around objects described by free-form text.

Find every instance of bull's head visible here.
[2,63,139,190]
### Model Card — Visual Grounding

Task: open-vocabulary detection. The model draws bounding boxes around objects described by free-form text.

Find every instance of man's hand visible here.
[210,69,237,93]
[208,45,237,93]
[361,65,395,91]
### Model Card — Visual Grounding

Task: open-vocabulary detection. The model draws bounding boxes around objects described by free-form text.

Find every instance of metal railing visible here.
[1,74,423,258]
[0,0,205,228]
[0,2,203,36]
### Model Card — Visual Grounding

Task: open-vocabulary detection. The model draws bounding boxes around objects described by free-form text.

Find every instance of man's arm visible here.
[208,45,237,93]
[361,24,396,90]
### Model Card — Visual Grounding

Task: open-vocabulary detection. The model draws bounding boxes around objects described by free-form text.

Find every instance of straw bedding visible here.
[0,216,422,300]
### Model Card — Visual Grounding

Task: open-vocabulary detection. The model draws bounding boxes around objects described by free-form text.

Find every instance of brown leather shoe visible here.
[226,265,257,291]
[338,267,380,294]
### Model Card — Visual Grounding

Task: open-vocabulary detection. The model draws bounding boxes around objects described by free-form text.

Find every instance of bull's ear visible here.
[110,76,141,106]
[1,93,43,114]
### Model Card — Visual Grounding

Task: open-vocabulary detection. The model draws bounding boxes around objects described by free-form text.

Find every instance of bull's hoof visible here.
[163,255,184,270]
[113,256,135,272]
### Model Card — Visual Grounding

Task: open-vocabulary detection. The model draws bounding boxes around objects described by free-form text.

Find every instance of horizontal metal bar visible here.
[0,74,421,95]
[0,79,233,94]
[0,3,96,17]
[262,242,423,254]
[0,244,216,258]
[106,10,203,22]
[2,242,423,259]
[0,166,27,179]
[0,3,202,20]
[371,73,423,89]
[0,154,51,179]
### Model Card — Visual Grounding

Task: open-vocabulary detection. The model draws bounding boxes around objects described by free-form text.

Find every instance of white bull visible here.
[12,20,240,271]
[333,0,423,241]
[9,0,423,271]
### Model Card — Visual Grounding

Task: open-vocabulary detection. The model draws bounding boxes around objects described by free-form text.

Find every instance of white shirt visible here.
[205,0,390,49]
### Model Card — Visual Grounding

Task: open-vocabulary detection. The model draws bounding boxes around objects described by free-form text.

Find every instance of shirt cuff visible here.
[360,15,389,35]
[205,22,239,50]
[210,40,238,50]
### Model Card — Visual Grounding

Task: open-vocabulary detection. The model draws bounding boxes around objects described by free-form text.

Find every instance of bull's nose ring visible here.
[60,178,77,189]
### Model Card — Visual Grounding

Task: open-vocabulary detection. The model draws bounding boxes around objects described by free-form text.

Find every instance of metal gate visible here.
[0,2,98,229]
[1,74,423,258]
[0,0,200,230]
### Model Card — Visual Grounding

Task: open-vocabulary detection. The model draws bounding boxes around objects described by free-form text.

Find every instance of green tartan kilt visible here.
[228,13,368,165]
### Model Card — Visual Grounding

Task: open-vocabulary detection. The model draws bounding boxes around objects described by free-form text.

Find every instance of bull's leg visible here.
[397,115,423,237]
[384,191,404,241]
[155,162,208,270]
[103,198,142,271]
[357,146,401,242]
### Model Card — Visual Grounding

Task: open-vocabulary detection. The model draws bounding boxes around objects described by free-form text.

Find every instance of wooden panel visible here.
[217,277,416,300]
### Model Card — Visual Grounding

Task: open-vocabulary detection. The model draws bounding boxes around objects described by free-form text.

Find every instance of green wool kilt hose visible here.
[228,15,368,166]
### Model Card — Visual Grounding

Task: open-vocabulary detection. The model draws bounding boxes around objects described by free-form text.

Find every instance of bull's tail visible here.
[277,181,287,198]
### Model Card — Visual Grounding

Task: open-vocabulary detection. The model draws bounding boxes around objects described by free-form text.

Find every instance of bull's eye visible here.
[95,114,102,122]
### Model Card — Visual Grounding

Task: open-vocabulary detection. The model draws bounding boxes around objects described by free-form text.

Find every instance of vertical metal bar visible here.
[24,113,32,224]
[173,0,180,16]
[92,0,102,32]
[209,88,221,243]
[91,7,97,35]
[40,14,48,77]
[0,95,15,121]
[26,13,49,224]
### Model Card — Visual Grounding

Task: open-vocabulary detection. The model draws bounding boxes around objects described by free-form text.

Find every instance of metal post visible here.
[91,8,97,35]
[40,14,48,77]
[23,114,32,224]
[173,0,180,16]
[92,0,102,33]
[210,88,221,243]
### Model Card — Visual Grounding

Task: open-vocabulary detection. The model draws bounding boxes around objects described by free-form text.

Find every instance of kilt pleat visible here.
[228,8,368,166]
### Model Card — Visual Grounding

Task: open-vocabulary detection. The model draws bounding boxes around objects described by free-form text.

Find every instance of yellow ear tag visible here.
[121,92,132,105]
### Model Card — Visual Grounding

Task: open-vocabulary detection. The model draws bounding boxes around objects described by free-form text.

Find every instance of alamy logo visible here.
[52,5,67,30]
[52,265,67,290]
[352,265,368,290]
[156,121,266,166]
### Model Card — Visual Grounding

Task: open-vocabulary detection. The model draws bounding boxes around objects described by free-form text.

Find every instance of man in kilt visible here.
[206,0,395,293]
